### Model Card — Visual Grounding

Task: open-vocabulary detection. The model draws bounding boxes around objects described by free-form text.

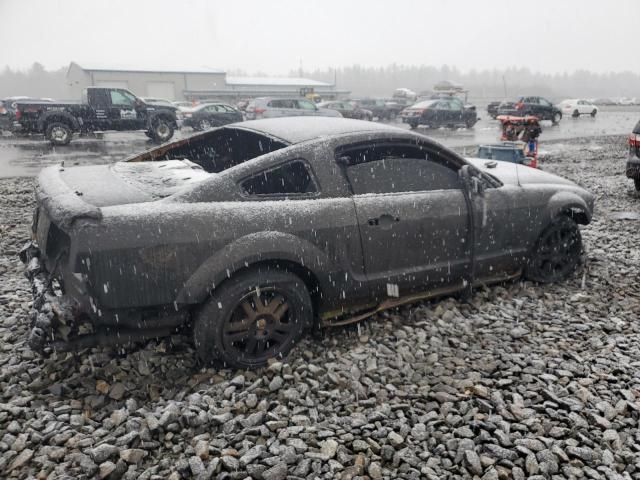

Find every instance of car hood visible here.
[53,160,209,207]
[466,157,577,187]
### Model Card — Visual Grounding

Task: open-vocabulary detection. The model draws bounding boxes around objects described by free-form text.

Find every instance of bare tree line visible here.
[294,65,640,101]
[2,62,639,101]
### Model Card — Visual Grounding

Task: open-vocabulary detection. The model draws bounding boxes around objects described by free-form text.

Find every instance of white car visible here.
[558,99,598,118]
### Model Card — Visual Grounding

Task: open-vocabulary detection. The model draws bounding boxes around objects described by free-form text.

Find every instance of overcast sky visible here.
[1,0,637,75]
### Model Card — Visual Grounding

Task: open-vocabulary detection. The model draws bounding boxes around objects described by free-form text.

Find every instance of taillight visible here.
[0,105,6,115]
[15,109,21,120]
[629,134,640,148]
[515,102,524,110]
[254,107,266,115]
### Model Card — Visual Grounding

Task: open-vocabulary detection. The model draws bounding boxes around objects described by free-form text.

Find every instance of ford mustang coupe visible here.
[21,117,594,368]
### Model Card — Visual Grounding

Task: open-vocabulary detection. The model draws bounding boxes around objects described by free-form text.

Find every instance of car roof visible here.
[233,117,408,144]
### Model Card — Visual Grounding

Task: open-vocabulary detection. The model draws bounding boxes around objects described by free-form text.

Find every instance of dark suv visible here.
[627,120,640,190]
[498,96,562,124]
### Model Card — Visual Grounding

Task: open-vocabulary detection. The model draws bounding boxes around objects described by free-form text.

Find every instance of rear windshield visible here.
[136,128,288,173]
[634,121,640,135]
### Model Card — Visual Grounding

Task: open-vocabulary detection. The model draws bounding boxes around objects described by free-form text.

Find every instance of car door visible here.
[339,141,471,300]
[448,98,464,124]
[266,99,297,118]
[427,101,446,126]
[108,89,139,130]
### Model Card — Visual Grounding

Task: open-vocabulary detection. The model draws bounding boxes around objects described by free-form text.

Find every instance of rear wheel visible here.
[408,121,418,129]
[552,112,562,124]
[45,122,72,145]
[590,110,597,117]
[193,268,312,369]
[634,178,640,191]
[525,216,582,283]
[197,119,212,131]
[572,110,580,118]
[150,118,174,142]
[465,118,477,128]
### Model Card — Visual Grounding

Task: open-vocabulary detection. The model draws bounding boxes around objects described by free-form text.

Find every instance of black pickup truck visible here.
[14,87,181,145]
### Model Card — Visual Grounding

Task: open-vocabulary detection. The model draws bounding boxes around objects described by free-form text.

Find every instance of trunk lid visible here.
[58,159,209,207]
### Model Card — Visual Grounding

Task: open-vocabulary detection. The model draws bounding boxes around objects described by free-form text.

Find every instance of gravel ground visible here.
[1,134,639,479]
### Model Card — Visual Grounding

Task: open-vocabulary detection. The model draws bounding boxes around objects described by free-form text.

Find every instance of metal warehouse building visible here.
[66,62,348,101]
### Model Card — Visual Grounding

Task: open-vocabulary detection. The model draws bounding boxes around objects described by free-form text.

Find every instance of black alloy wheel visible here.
[525,216,582,283]
[194,269,312,369]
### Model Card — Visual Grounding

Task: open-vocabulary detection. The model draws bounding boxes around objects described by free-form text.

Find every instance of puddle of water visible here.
[609,211,640,220]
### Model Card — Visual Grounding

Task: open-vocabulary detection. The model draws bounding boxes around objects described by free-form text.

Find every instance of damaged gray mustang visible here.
[21,117,594,368]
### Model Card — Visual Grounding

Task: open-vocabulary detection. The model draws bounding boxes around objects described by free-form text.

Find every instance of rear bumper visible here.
[19,241,85,353]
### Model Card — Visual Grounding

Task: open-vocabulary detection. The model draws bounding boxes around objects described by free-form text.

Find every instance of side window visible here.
[268,99,284,108]
[110,90,134,106]
[297,99,317,110]
[241,160,318,196]
[341,144,461,194]
[539,98,552,106]
[449,98,463,110]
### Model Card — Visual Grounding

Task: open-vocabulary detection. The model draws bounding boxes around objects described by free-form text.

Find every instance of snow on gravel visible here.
[1,135,639,479]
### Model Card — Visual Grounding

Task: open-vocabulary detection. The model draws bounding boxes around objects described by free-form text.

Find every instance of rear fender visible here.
[38,111,79,132]
[176,231,338,305]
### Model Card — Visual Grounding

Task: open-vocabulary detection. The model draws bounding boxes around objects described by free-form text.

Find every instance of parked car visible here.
[352,98,399,120]
[401,97,478,129]
[173,101,196,109]
[487,101,501,119]
[498,96,562,124]
[592,98,616,106]
[20,117,593,368]
[182,103,244,130]
[626,119,640,191]
[244,97,342,120]
[142,97,175,107]
[317,101,372,120]
[1,97,54,133]
[14,87,181,145]
[558,99,598,118]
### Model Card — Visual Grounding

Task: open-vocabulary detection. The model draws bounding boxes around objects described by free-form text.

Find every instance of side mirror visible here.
[459,165,485,196]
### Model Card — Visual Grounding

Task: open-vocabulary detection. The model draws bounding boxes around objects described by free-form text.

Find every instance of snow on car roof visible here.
[409,100,439,109]
[234,117,406,144]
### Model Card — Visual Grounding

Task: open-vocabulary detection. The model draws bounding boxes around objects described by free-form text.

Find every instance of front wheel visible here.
[45,122,73,145]
[591,110,597,117]
[465,118,477,129]
[552,112,562,124]
[149,118,174,142]
[193,268,312,369]
[525,216,582,283]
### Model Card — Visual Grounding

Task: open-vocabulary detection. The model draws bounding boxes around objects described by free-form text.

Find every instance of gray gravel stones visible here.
[1,137,640,478]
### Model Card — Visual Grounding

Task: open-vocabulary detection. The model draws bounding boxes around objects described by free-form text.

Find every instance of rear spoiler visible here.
[36,166,102,230]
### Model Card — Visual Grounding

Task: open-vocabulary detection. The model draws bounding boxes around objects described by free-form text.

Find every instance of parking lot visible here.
[1,106,638,178]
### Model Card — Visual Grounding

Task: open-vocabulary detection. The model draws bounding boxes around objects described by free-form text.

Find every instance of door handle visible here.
[368,214,400,228]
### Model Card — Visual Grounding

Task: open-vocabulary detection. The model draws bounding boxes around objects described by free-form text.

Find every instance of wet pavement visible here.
[0,106,638,178]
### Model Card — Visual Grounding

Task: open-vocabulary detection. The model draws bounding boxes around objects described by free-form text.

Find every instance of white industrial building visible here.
[66,62,348,101]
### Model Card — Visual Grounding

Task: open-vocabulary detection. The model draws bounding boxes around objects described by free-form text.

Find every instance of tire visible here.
[465,118,477,129]
[197,119,212,131]
[408,121,418,129]
[193,268,312,369]
[150,118,174,142]
[45,122,72,146]
[144,131,153,138]
[525,216,582,283]
[552,112,562,124]
[590,110,597,117]
[634,178,640,191]
[572,110,580,118]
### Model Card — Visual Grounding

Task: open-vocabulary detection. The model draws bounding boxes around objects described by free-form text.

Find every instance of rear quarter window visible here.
[241,160,318,196]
